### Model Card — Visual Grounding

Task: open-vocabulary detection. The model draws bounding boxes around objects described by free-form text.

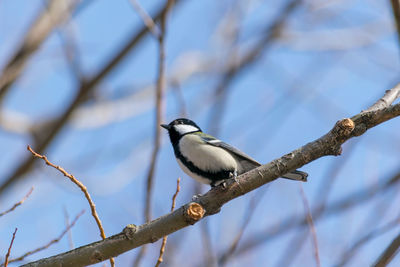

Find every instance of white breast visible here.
[178,134,237,172]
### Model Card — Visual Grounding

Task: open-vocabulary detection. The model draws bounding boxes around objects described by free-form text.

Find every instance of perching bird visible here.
[161,118,308,187]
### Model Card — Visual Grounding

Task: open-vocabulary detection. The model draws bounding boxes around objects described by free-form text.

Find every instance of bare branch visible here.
[0,0,184,197]
[0,0,78,101]
[21,85,400,267]
[299,185,320,267]
[144,0,174,224]
[373,228,400,267]
[0,187,33,217]
[209,0,301,131]
[364,83,400,112]
[218,187,267,266]
[155,178,181,267]
[136,2,174,266]
[27,146,114,266]
[63,207,75,249]
[4,211,84,266]
[4,228,17,267]
[336,215,400,266]
[129,0,161,38]
[391,0,400,48]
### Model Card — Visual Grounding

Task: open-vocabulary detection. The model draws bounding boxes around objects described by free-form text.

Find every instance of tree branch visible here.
[0,187,33,217]
[391,0,400,49]
[373,230,400,267]
[22,85,400,267]
[0,0,78,102]
[4,228,17,267]
[0,0,184,196]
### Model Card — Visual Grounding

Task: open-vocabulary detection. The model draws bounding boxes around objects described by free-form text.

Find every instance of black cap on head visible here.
[161,118,202,145]
[161,118,201,131]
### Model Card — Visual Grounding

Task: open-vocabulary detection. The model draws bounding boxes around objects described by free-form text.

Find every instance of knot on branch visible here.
[333,118,355,137]
[123,224,137,240]
[184,203,205,224]
[325,118,355,156]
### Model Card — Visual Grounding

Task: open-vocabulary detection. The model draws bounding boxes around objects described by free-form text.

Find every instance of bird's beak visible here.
[160,124,170,130]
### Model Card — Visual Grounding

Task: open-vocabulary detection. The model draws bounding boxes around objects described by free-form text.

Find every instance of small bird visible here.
[161,118,308,187]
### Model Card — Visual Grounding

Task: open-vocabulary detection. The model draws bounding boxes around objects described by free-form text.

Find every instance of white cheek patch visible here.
[173,124,199,135]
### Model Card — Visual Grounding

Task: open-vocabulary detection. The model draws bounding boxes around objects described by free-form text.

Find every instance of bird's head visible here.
[161,118,202,144]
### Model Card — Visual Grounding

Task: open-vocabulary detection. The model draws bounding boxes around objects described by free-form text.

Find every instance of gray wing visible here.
[198,133,261,174]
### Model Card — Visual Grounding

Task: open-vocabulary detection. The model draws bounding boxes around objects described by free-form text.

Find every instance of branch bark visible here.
[22,84,400,267]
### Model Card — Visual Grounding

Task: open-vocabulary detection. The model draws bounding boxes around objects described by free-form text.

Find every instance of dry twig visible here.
[4,210,84,266]
[135,1,174,266]
[155,178,181,267]
[0,187,33,217]
[4,228,17,267]
[27,146,115,267]
[63,207,75,249]
[299,185,321,267]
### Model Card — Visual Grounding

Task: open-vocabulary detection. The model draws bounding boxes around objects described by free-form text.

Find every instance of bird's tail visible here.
[281,170,308,182]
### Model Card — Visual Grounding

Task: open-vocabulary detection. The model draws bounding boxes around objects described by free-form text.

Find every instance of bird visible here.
[161,118,308,187]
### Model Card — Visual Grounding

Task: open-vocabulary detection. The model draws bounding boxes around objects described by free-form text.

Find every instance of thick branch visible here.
[22,88,400,267]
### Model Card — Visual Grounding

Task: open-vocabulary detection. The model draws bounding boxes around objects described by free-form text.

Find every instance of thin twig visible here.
[299,185,321,267]
[200,220,216,267]
[208,0,301,131]
[63,207,75,249]
[4,228,17,267]
[144,0,174,223]
[336,215,400,267]
[0,187,33,217]
[373,229,400,267]
[274,141,359,266]
[27,146,115,267]
[218,187,268,266]
[5,210,84,266]
[391,0,400,49]
[129,0,161,38]
[274,230,308,267]
[155,178,181,267]
[135,2,174,266]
